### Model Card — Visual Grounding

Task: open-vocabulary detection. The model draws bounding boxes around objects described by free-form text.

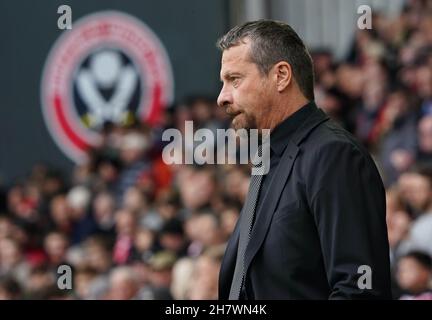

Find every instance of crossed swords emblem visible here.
[76,50,138,128]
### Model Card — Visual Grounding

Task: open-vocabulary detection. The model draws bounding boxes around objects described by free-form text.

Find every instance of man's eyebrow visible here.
[220,72,241,82]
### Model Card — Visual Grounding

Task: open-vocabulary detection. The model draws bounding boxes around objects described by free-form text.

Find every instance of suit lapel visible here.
[243,107,330,276]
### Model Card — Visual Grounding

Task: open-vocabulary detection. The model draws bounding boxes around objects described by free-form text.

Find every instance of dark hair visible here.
[402,251,432,270]
[408,164,432,187]
[0,276,21,298]
[217,19,315,101]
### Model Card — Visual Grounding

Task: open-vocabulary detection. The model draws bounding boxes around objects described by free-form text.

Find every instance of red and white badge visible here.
[41,11,174,162]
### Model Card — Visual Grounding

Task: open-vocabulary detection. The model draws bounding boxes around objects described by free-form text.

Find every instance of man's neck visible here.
[264,95,310,132]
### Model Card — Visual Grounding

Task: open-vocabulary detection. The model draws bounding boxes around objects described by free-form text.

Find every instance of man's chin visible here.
[231,121,247,131]
[231,114,247,131]
[231,121,266,140]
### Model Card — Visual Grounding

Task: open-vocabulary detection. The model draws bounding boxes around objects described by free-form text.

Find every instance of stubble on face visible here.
[219,40,272,132]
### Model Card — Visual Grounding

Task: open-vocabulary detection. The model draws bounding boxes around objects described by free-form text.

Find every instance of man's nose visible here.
[217,86,233,108]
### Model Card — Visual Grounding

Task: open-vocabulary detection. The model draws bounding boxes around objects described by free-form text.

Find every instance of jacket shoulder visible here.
[305,118,368,156]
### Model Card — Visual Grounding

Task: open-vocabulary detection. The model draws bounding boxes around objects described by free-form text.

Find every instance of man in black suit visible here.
[217,20,392,299]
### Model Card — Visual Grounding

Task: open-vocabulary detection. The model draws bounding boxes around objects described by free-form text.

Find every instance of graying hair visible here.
[217,19,315,101]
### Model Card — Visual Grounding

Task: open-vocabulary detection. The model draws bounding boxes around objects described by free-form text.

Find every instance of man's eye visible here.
[232,78,240,87]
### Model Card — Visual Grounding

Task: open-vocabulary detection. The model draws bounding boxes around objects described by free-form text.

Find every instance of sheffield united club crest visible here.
[41,11,174,162]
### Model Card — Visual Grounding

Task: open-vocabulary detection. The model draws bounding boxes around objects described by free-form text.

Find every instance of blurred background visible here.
[0,0,431,300]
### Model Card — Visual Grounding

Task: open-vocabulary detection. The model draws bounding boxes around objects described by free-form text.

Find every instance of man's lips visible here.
[225,108,241,117]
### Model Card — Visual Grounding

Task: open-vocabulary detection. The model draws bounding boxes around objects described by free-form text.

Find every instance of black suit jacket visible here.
[219,103,392,299]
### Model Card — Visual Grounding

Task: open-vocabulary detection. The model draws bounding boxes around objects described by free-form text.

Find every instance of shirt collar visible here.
[269,101,318,156]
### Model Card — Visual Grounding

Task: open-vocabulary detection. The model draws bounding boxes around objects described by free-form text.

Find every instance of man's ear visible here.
[274,61,292,92]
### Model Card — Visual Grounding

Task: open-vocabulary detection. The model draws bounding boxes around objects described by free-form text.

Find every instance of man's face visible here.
[217,40,273,130]
[397,257,430,293]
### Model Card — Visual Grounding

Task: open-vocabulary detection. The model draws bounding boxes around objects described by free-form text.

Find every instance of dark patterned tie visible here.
[229,145,265,300]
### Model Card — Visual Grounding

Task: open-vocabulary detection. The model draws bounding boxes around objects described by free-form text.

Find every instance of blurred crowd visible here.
[0,0,431,300]
[314,0,432,299]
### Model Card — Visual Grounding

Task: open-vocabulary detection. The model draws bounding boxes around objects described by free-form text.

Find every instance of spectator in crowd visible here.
[23,265,57,299]
[67,186,97,245]
[131,225,155,262]
[417,115,432,164]
[91,191,116,240]
[73,266,99,300]
[170,257,195,299]
[188,246,224,300]
[397,165,432,218]
[113,209,137,265]
[83,236,113,275]
[386,188,412,264]
[396,251,432,299]
[0,237,30,287]
[47,194,72,235]
[43,232,69,270]
[397,166,432,257]
[378,87,417,186]
[145,251,176,299]
[117,131,151,204]
[0,276,21,300]
[185,211,224,258]
[107,266,140,300]
[158,218,187,256]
